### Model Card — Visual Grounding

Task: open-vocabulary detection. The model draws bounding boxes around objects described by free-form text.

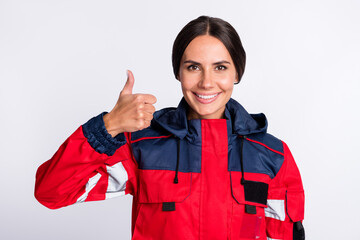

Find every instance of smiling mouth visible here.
[194,92,220,100]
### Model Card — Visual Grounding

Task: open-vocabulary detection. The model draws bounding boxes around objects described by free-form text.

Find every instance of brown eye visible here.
[187,65,200,71]
[216,65,227,71]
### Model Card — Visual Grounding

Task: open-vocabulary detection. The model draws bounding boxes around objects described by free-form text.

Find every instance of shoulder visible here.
[243,132,286,178]
[246,132,284,156]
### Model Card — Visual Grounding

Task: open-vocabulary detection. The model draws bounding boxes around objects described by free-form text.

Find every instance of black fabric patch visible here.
[245,204,257,214]
[244,180,269,205]
[162,202,175,211]
[293,221,305,240]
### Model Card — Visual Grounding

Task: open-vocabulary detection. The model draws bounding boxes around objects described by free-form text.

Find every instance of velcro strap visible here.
[244,180,269,205]
[162,202,175,211]
[245,204,257,214]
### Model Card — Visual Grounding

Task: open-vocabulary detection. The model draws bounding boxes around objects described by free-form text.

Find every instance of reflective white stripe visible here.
[105,162,128,199]
[267,238,282,240]
[265,199,286,221]
[76,173,102,203]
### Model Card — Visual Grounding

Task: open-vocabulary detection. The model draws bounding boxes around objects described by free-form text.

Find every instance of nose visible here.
[198,69,215,89]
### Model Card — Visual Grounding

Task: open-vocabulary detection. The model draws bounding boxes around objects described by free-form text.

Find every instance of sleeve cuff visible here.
[82,112,126,156]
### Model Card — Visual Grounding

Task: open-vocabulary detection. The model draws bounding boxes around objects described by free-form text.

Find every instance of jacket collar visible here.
[153,97,267,139]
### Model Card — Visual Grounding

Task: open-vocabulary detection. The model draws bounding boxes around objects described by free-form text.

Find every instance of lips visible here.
[195,93,220,99]
[193,92,221,104]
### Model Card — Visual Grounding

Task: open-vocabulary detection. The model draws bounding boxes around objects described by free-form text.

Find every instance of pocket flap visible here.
[138,170,192,203]
[230,171,270,208]
[286,190,305,222]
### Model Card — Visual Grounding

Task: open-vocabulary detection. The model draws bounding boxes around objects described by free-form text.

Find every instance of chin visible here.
[194,107,221,119]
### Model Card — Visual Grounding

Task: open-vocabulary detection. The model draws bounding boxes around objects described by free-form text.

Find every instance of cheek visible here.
[180,80,192,94]
[217,69,237,87]
[218,77,235,91]
[224,86,234,97]
[180,75,197,92]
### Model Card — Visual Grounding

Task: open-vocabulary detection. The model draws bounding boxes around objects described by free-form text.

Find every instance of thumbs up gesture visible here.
[103,70,157,137]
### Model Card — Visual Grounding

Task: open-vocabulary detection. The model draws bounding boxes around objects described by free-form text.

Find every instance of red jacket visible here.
[35,98,305,240]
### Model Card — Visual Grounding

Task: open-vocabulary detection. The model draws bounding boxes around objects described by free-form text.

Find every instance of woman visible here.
[35,16,305,240]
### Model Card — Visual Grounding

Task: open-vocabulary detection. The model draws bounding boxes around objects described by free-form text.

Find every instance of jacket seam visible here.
[131,134,172,143]
[245,137,284,156]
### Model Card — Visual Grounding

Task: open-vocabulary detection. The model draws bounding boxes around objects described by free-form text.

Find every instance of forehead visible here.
[182,35,232,62]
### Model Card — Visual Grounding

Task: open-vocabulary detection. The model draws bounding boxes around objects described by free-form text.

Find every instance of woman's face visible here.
[178,35,238,120]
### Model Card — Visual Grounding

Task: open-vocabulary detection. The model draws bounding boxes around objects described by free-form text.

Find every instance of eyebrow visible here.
[183,60,231,65]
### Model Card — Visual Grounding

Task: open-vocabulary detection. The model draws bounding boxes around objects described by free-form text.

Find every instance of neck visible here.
[186,108,225,120]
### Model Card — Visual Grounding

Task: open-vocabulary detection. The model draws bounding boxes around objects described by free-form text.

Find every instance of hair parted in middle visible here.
[172,15,246,84]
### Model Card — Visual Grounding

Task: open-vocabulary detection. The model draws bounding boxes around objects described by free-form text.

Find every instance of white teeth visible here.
[196,93,219,99]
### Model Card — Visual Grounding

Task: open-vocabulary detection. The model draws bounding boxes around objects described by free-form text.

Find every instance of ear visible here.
[234,73,239,84]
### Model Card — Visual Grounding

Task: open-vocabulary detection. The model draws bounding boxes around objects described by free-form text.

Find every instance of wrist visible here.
[103,113,121,138]
[82,112,126,156]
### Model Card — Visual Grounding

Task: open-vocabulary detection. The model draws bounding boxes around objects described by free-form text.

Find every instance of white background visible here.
[1,0,359,239]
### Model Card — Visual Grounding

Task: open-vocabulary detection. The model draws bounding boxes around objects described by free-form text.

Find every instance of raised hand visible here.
[103,70,157,137]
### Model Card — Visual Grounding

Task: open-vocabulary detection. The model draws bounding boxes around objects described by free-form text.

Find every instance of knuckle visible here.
[136,120,145,130]
[135,94,143,102]
[137,103,144,109]
[137,112,144,119]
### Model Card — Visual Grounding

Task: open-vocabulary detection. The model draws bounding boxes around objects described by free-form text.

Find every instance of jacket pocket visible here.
[138,169,192,204]
[285,190,305,223]
[230,171,270,240]
[133,170,194,239]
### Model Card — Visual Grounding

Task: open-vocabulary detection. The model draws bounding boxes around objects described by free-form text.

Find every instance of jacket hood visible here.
[152,97,268,139]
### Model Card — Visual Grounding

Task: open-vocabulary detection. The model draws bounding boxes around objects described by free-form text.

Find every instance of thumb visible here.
[120,70,135,96]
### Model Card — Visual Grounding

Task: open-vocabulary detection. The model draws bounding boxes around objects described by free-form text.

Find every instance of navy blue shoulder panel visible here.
[82,112,126,156]
[130,112,202,173]
[131,135,202,173]
[247,132,284,154]
[228,132,284,179]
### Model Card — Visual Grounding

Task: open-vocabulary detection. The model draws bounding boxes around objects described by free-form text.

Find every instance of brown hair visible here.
[172,15,246,84]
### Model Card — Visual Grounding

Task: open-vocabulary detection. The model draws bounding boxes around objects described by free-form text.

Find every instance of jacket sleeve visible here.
[265,141,305,240]
[34,112,138,209]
